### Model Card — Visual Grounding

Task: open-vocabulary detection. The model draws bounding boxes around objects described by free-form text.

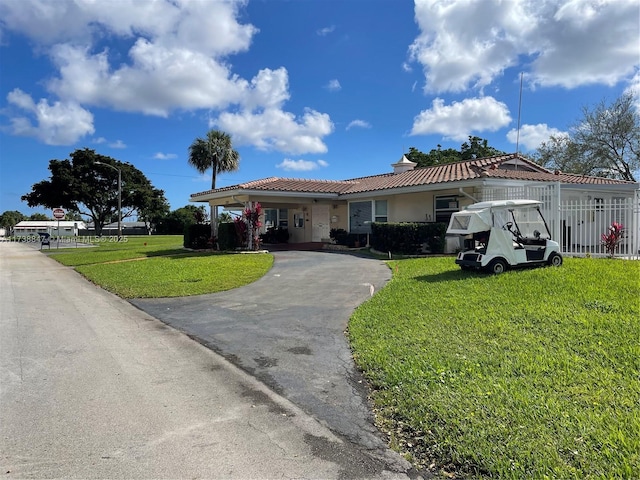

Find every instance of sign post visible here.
[52,208,65,249]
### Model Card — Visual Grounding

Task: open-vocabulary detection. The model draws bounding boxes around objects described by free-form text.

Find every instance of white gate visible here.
[479,185,639,259]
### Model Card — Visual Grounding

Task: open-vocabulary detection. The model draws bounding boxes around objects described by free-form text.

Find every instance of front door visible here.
[311,204,330,242]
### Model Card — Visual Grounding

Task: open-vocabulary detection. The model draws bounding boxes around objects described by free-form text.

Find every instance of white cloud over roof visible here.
[276,159,329,171]
[410,0,640,93]
[506,123,567,152]
[411,97,511,141]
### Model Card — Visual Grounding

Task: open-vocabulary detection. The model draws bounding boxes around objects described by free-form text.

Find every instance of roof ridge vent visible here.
[391,155,417,174]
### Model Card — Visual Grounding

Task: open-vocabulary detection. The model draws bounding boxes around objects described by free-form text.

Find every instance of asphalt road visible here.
[0,243,418,479]
[131,251,399,460]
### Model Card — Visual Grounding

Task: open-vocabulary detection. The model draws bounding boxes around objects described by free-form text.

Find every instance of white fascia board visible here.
[190,189,340,202]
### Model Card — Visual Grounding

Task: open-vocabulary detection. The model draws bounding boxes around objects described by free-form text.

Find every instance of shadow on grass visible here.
[414,268,486,283]
[144,249,227,259]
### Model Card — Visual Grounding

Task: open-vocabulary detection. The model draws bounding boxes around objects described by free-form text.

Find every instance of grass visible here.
[348,257,640,479]
[48,235,274,298]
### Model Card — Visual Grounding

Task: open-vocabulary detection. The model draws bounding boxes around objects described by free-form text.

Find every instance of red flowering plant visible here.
[235,202,263,250]
[601,221,624,258]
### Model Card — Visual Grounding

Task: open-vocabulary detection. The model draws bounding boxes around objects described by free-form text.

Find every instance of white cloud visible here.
[109,140,126,149]
[325,79,341,92]
[346,119,371,130]
[276,158,329,171]
[410,0,640,93]
[506,123,567,151]
[624,70,640,113]
[154,152,178,160]
[216,108,334,155]
[92,137,107,144]
[6,88,94,145]
[411,97,511,141]
[1,1,334,153]
[317,25,335,36]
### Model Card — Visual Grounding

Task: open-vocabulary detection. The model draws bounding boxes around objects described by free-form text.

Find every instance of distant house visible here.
[190,154,640,257]
[13,221,86,237]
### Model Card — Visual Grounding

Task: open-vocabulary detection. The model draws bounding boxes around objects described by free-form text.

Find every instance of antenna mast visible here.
[515,72,523,169]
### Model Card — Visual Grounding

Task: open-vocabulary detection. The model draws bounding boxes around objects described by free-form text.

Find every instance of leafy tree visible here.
[188,130,239,235]
[64,211,84,221]
[460,136,506,160]
[29,213,50,221]
[406,136,506,168]
[218,211,234,223]
[21,148,169,236]
[0,210,27,231]
[155,205,208,234]
[536,93,639,181]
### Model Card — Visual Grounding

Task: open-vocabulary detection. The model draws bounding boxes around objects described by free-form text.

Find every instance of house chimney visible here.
[391,155,417,174]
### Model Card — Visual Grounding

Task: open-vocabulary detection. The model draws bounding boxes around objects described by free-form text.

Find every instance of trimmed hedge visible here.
[370,222,447,254]
[217,222,240,251]
[184,223,212,249]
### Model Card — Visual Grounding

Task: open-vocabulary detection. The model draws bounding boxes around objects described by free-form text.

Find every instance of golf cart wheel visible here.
[548,252,563,267]
[487,258,507,274]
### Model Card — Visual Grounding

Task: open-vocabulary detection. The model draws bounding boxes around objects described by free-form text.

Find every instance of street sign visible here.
[52,208,65,219]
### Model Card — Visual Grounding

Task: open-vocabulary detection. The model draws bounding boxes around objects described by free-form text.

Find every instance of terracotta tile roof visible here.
[341,154,551,194]
[191,177,356,198]
[481,168,638,185]
[191,154,637,199]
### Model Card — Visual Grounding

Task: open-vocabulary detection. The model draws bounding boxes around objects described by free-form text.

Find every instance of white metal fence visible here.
[479,185,640,259]
[559,196,639,259]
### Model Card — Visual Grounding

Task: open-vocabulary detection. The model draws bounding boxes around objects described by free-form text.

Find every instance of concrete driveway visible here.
[132,250,402,467]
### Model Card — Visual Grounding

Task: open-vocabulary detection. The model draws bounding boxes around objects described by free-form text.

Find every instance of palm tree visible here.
[188,130,240,236]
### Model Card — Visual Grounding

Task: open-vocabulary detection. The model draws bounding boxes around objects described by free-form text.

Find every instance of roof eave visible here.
[190,188,341,202]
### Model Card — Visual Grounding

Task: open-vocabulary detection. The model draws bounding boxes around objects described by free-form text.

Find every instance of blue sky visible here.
[1,0,639,217]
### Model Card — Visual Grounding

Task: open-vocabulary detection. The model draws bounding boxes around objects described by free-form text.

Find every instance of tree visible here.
[0,210,27,231]
[29,213,50,221]
[188,130,240,235]
[155,205,208,234]
[536,93,639,181]
[406,136,506,168]
[21,148,169,236]
[460,136,506,160]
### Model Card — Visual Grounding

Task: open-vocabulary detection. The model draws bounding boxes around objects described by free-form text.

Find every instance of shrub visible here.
[184,223,212,249]
[601,221,625,258]
[260,226,289,244]
[218,222,239,251]
[371,222,447,254]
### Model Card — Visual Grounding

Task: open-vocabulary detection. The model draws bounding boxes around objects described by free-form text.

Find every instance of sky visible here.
[1,0,639,217]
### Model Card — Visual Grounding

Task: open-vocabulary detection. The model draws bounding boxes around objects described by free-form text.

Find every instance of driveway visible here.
[131,250,400,466]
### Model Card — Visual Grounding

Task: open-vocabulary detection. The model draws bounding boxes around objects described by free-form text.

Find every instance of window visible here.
[374,200,387,222]
[278,208,288,228]
[293,213,304,228]
[435,195,459,223]
[264,208,288,228]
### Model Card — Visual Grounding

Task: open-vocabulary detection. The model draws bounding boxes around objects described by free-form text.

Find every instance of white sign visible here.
[52,208,65,219]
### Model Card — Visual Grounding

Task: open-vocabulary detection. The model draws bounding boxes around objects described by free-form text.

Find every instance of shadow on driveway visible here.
[131,250,398,462]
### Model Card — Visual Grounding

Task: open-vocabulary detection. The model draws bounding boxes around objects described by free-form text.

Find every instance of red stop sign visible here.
[53,208,65,219]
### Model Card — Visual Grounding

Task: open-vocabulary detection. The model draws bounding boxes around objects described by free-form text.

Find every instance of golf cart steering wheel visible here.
[504,222,513,231]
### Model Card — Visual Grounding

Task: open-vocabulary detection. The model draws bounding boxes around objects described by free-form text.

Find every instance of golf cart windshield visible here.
[508,207,551,240]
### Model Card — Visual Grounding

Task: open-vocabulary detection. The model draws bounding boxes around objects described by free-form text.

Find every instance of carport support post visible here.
[246,201,253,251]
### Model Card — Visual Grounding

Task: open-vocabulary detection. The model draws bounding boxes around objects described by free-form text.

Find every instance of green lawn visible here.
[48,235,274,298]
[348,257,640,479]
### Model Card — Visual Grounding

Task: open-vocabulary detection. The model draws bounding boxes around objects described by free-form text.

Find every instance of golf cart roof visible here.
[464,199,542,211]
[446,199,543,235]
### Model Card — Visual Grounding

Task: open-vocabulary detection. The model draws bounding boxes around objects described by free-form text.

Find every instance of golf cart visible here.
[446,200,563,274]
